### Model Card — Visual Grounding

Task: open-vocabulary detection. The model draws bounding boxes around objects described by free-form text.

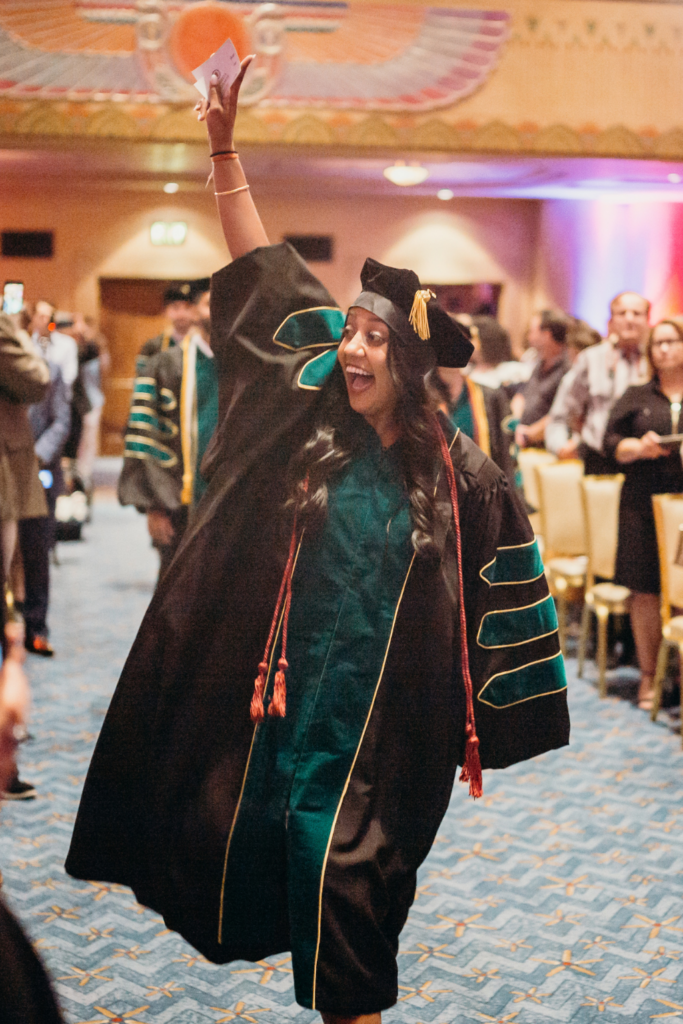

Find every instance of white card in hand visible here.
[192,37,241,100]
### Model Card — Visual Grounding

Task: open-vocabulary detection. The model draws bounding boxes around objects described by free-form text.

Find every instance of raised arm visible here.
[196,58,269,260]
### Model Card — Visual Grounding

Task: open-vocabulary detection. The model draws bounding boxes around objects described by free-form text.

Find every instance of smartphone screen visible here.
[3,281,24,316]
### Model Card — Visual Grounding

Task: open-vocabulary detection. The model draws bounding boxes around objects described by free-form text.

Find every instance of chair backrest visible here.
[581,474,624,585]
[518,448,557,512]
[652,493,683,622]
[535,460,585,559]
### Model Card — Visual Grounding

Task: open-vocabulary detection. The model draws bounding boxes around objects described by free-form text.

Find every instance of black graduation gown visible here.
[66,244,569,1015]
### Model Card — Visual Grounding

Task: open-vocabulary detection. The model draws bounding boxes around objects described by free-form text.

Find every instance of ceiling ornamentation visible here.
[1,0,683,160]
[2,98,683,160]
[0,1,509,111]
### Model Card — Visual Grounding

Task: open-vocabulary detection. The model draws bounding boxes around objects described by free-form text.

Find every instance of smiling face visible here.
[337,306,399,443]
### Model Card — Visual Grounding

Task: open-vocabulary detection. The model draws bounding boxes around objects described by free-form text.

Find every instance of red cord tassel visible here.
[250,661,267,723]
[269,657,288,717]
[250,483,305,723]
[459,723,483,799]
[437,422,483,800]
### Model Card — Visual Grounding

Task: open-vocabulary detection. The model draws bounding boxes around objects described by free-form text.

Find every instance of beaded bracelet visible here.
[215,184,250,197]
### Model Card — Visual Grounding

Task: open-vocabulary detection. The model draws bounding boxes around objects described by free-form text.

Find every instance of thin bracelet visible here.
[215,184,250,197]
[211,152,239,163]
[211,149,237,157]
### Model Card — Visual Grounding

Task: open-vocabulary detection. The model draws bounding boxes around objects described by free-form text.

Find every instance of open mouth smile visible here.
[345,365,375,393]
[344,362,376,389]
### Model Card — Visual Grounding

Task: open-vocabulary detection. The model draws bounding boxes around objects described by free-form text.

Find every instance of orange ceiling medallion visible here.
[168,2,251,83]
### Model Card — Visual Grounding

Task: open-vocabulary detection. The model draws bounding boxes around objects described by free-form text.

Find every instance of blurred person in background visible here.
[515,310,571,449]
[76,315,108,498]
[566,319,602,364]
[59,313,106,502]
[134,282,197,374]
[433,321,516,489]
[603,319,683,711]
[0,312,48,800]
[467,315,531,393]
[0,547,64,1022]
[545,291,650,471]
[16,347,71,658]
[546,319,602,448]
[118,281,218,579]
[30,303,78,399]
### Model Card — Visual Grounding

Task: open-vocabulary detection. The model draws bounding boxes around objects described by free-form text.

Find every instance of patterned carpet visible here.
[2,496,683,1024]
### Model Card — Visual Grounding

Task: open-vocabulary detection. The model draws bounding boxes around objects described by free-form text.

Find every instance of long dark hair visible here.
[286,331,443,556]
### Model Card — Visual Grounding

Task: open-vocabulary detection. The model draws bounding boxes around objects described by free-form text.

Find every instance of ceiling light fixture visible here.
[668,173,682,184]
[437,188,454,201]
[383,161,429,187]
[163,182,180,193]
[150,221,187,246]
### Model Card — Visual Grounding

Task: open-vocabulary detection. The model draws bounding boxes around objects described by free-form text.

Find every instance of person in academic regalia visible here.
[118,281,219,579]
[432,361,516,490]
[66,64,570,1023]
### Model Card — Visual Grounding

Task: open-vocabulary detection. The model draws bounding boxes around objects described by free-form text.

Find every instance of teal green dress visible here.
[221,428,413,1007]
[193,348,219,505]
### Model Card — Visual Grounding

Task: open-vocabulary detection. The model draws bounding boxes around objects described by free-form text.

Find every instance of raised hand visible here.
[195,55,254,154]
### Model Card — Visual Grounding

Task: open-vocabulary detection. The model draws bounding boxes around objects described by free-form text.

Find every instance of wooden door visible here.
[98,278,169,455]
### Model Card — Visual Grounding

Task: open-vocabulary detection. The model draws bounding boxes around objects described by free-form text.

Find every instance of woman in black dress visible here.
[604,319,683,708]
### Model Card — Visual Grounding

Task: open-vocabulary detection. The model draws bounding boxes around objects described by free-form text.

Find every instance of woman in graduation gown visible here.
[66,63,570,1022]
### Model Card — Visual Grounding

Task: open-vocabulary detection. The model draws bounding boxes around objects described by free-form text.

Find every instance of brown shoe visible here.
[26,635,54,657]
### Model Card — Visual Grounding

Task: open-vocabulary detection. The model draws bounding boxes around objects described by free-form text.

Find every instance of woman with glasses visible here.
[604,319,683,710]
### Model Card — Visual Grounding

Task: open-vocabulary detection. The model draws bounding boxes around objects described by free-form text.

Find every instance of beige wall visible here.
[0,183,540,348]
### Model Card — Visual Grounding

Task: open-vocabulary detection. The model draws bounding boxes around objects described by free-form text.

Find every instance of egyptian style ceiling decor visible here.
[1,0,683,159]
[0,1,509,110]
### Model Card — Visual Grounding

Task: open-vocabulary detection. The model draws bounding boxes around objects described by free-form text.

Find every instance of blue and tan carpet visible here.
[2,497,683,1024]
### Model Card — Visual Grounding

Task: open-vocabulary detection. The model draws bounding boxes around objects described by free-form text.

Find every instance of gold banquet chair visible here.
[650,493,683,738]
[535,460,587,655]
[577,475,630,698]
[517,448,557,538]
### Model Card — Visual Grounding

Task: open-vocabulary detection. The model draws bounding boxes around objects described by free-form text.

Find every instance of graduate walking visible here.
[67,61,570,1023]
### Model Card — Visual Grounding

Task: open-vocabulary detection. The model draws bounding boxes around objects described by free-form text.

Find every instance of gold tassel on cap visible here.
[409,288,436,341]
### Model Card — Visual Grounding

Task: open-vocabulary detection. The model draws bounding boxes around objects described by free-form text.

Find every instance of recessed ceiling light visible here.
[163,182,180,194]
[383,161,429,187]
[437,188,454,201]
